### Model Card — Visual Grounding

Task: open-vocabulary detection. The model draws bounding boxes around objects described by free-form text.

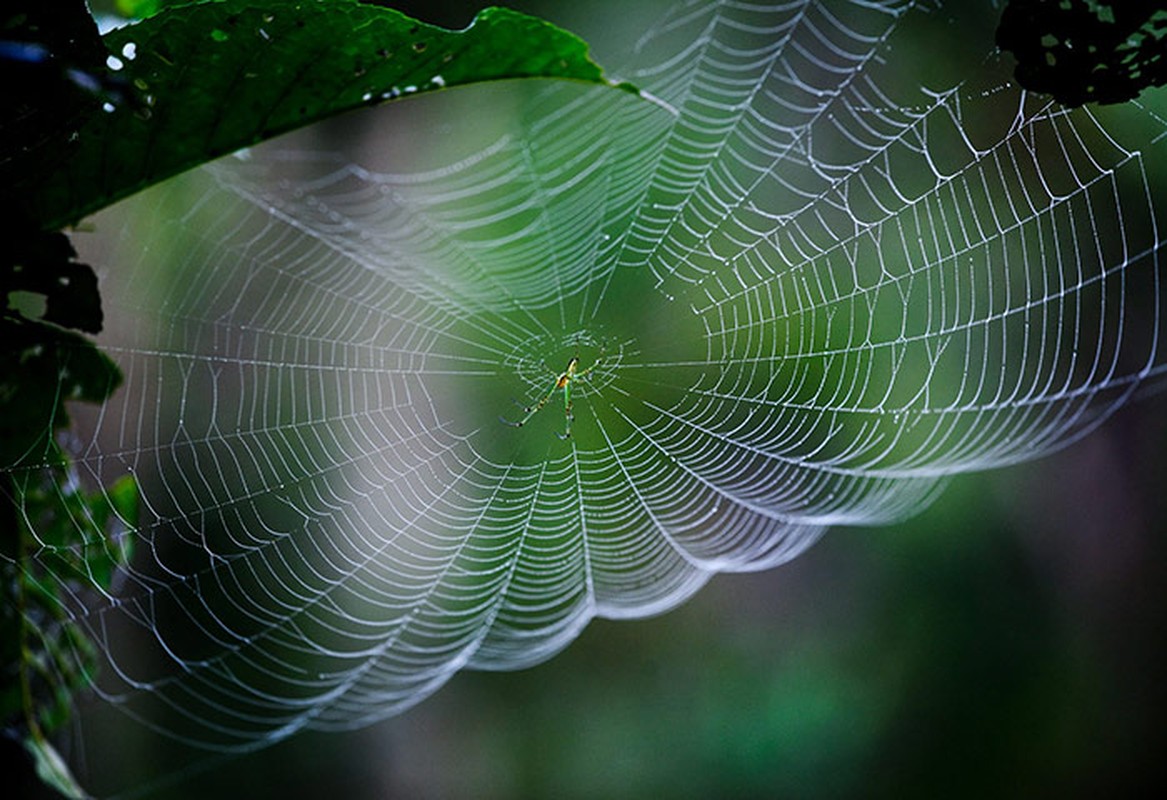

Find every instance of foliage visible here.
[2,233,130,797]
[11,0,637,231]
[1,1,633,796]
[997,0,1167,106]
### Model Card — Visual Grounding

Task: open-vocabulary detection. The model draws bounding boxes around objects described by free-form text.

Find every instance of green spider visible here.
[501,344,606,439]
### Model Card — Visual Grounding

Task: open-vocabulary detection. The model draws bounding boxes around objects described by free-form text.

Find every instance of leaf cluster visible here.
[997,0,1167,106]
[1,1,631,795]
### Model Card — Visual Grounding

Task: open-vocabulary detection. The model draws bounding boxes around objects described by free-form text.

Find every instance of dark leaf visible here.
[997,0,1167,106]
[3,228,104,334]
[0,316,122,468]
[24,1,638,229]
[0,1,121,188]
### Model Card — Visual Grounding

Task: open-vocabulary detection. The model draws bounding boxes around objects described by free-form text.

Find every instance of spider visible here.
[501,343,606,439]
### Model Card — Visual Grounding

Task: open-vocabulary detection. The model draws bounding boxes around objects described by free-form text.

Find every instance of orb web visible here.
[8,0,1167,762]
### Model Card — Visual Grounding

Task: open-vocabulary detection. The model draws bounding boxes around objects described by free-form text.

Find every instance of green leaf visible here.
[24,0,638,229]
[116,0,164,18]
[26,735,90,799]
[106,475,140,532]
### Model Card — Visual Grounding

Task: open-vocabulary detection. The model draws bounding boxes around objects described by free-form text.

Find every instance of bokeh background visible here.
[19,1,1167,797]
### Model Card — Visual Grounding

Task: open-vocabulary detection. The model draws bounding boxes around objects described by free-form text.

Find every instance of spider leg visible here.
[573,340,608,381]
[500,384,557,428]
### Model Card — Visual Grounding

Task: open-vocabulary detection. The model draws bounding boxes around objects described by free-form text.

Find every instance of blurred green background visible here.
[18,1,1167,797]
[63,399,1167,799]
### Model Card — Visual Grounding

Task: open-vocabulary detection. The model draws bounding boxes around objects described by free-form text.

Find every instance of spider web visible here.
[11,0,1167,768]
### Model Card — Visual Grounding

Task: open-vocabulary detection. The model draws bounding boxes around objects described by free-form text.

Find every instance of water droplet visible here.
[430,74,446,88]
[106,55,124,71]
[121,42,137,60]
